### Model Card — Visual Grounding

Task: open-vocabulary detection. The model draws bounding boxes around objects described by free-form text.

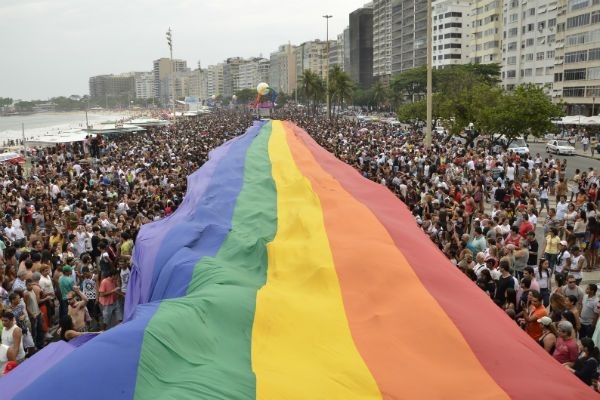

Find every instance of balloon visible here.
[257,82,269,95]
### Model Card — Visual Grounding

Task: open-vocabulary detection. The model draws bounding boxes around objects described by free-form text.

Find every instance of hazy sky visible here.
[1,0,367,100]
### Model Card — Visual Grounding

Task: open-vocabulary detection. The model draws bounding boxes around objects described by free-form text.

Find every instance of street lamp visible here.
[323,14,332,120]
[166,28,176,121]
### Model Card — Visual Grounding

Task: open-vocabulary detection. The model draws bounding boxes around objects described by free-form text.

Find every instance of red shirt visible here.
[553,337,579,364]
[98,277,116,306]
[519,221,534,238]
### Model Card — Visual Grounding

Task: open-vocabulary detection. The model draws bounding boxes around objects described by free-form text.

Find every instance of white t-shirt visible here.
[555,250,571,274]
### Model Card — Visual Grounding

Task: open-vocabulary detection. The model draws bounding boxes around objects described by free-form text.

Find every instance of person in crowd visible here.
[565,337,600,386]
[537,316,558,354]
[553,320,579,366]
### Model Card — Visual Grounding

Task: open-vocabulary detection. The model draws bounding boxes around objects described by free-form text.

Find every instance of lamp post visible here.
[166,28,176,121]
[323,14,333,120]
[425,0,433,148]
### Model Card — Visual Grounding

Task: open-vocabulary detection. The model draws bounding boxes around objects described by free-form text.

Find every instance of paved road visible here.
[528,142,600,177]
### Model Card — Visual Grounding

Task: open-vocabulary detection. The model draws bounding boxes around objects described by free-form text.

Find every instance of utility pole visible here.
[167,28,176,121]
[323,14,332,120]
[425,0,433,148]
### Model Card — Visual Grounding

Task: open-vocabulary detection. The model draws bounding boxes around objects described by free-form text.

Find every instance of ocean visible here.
[0,111,132,143]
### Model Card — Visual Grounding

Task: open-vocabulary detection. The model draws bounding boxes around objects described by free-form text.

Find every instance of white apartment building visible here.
[237,58,270,91]
[471,0,503,63]
[134,72,154,99]
[153,58,189,102]
[188,69,208,100]
[270,44,298,94]
[207,64,225,97]
[501,0,558,91]
[432,0,474,68]
[373,0,393,81]
[296,40,331,81]
[553,0,600,114]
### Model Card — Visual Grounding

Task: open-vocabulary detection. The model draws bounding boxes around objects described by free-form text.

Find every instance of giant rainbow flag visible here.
[1,120,594,399]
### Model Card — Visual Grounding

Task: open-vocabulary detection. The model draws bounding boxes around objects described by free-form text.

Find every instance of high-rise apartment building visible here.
[470,0,502,64]
[391,0,428,74]
[269,44,297,94]
[134,72,155,99]
[296,40,332,81]
[188,69,208,100]
[432,0,474,68]
[553,0,600,114]
[501,0,557,91]
[373,0,393,82]
[343,27,352,72]
[237,58,270,91]
[153,58,189,103]
[89,74,135,100]
[350,5,375,88]
[206,63,225,98]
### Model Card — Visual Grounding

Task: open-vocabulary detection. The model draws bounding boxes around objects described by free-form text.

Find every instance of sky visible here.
[0,0,367,100]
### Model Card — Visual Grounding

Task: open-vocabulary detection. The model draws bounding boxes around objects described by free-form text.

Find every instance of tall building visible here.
[552,0,599,114]
[470,0,502,64]
[329,36,344,69]
[343,27,352,72]
[89,74,135,100]
[237,58,270,91]
[270,44,298,94]
[207,63,225,98]
[391,0,428,75]
[296,40,331,80]
[501,0,557,91]
[350,5,375,88]
[188,68,208,100]
[373,0,393,82]
[432,0,474,68]
[153,58,189,103]
[134,72,155,99]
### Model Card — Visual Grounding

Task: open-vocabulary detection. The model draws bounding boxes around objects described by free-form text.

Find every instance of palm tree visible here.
[299,70,325,115]
[372,80,388,110]
[328,65,355,116]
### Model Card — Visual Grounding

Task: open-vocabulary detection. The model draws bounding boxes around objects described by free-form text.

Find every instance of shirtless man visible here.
[66,286,88,332]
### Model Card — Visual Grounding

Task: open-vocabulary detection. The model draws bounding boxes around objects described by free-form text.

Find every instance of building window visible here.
[569,0,589,11]
[526,38,534,46]
[444,33,462,38]
[507,70,517,78]
[588,66,600,79]
[528,23,535,32]
[510,13,519,22]
[508,41,517,51]
[539,21,546,30]
[484,40,500,49]
[507,56,517,64]
[563,86,585,96]
[565,50,588,63]
[567,13,590,29]
[554,72,563,82]
[564,68,587,80]
[536,67,544,76]
[592,10,600,24]
[587,85,600,96]
[524,68,533,77]
[548,18,557,28]
[444,22,462,28]
[589,48,600,60]
[536,52,545,60]
[528,8,536,15]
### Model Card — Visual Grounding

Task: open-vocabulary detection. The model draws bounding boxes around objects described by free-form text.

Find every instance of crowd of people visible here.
[1,106,600,388]
[0,110,254,372]
[277,107,600,388]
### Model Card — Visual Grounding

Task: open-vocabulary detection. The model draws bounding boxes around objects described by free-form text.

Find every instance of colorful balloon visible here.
[257,82,269,96]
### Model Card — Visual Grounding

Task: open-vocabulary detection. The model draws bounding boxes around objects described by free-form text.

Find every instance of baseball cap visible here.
[560,240,568,246]
[537,316,553,326]
[62,265,73,273]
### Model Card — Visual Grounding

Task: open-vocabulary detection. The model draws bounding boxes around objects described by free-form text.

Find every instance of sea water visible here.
[0,111,132,143]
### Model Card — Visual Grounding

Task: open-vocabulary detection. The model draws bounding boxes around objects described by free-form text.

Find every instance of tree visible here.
[389,66,426,104]
[396,99,426,122]
[372,80,388,110]
[299,70,325,115]
[488,84,564,146]
[235,88,257,104]
[328,65,355,115]
[0,97,13,107]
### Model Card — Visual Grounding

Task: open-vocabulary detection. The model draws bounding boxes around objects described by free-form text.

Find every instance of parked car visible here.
[546,140,576,155]
[507,138,530,155]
